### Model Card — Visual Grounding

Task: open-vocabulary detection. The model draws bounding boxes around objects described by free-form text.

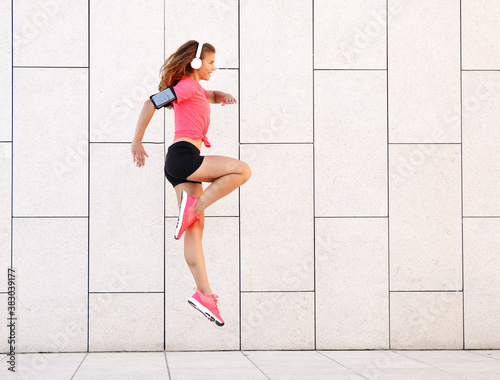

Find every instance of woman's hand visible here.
[221,93,237,106]
[131,140,149,167]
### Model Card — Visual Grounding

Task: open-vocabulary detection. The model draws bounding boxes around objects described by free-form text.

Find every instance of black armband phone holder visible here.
[149,85,177,109]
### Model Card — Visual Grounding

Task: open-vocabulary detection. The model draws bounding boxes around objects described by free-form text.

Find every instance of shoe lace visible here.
[211,294,219,307]
[194,288,219,306]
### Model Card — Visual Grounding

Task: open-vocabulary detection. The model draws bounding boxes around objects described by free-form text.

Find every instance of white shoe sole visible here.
[188,297,224,327]
[174,191,188,240]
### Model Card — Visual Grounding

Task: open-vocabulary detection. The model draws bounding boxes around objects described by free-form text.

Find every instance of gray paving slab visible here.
[0,350,499,379]
[0,352,86,379]
[72,352,168,380]
[243,351,365,380]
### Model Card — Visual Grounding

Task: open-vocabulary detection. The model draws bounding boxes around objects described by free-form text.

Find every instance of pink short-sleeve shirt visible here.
[173,76,211,147]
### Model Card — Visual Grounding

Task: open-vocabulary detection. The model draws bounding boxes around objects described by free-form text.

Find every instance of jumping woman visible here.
[131,40,251,327]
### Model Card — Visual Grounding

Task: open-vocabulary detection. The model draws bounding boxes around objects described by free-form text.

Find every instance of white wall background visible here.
[1,0,499,353]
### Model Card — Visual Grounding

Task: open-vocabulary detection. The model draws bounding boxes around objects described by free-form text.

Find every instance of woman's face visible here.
[198,52,216,81]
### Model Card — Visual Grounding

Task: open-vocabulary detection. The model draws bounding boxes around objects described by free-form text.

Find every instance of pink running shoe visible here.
[174,191,201,240]
[188,288,225,327]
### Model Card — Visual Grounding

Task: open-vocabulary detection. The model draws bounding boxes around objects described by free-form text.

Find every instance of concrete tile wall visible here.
[1,1,499,352]
[462,71,500,216]
[13,1,87,67]
[1,3,13,355]
[14,218,88,352]
[90,0,164,143]
[390,292,463,349]
[240,144,314,291]
[314,0,386,69]
[0,144,11,286]
[90,143,164,292]
[388,0,461,143]
[13,68,88,217]
[240,0,313,143]
[0,294,9,354]
[315,70,387,217]
[0,0,11,141]
[316,218,389,349]
[462,0,500,70]
[89,293,163,352]
[389,145,462,291]
[241,292,315,350]
[464,218,500,349]
[0,144,11,355]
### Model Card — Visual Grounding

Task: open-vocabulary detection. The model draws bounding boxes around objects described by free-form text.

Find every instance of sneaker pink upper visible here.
[192,288,224,324]
[175,191,201,240]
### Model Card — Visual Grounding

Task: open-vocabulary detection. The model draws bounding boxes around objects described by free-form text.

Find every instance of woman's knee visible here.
[239,161,251,183]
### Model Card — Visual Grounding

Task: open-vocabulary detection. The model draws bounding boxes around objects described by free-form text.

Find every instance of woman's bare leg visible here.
[186,155,251,214]
[174,156,250,295]
[175,182,212,295]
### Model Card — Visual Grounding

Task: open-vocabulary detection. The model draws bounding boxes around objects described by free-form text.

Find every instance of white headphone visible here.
[190,42,204,69]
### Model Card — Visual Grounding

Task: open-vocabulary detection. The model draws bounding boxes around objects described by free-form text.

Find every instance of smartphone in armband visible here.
[149,85,177,109]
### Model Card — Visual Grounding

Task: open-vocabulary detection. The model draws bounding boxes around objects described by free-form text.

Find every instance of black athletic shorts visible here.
[165,141,204,188]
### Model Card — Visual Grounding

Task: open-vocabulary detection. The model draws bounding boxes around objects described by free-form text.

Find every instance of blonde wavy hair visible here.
[158,40,216,109]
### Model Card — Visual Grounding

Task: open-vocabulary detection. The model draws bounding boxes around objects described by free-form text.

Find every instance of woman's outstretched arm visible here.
[131,99,156,167]
[208,91,237,106]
